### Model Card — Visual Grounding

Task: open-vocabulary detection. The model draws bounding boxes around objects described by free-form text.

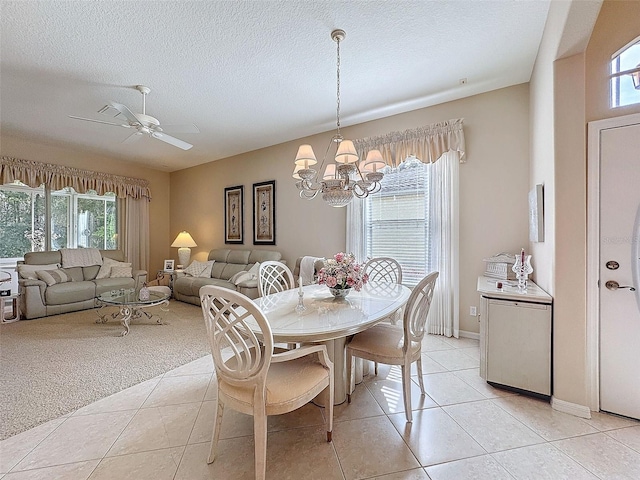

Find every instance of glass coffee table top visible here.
[96,289,170,336]
[97,289,169,306]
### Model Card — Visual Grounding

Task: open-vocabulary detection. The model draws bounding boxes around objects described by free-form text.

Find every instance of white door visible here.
[599,121,640,420]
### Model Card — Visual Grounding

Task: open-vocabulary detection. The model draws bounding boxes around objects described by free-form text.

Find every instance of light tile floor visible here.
[2,335,639,479]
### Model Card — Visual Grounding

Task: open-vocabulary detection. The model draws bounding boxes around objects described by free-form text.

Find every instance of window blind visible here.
[364,158,433,286]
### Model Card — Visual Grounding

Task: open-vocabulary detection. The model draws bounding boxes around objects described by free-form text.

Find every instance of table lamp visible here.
[171,231,197,268]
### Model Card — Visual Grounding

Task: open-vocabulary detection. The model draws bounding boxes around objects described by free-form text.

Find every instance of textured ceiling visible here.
[0,0,551,172]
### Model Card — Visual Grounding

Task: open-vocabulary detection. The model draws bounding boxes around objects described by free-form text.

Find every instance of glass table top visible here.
[251,283,411,342]
[97,289,169,306]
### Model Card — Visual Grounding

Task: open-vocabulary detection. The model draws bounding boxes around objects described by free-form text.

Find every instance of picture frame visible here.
[224,185,244,244]
[253,180,276,245]
[529,183,544,242]
[163,259,175,272]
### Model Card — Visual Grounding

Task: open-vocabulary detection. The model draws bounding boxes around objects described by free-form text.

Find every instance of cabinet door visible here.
[486,300,551,395]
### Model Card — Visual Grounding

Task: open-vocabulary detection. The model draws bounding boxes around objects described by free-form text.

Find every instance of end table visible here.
[1,293,21,323]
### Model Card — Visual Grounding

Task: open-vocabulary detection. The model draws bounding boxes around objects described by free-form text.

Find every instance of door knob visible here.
[605,280,636,291]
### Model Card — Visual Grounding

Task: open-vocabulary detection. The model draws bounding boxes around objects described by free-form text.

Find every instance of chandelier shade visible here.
[293,29,385,207]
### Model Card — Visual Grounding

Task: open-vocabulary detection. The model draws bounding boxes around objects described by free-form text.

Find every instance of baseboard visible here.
[551,396,592,419]
[459,330,479,340]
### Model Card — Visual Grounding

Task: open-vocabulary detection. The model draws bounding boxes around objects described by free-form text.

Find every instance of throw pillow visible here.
[247,262,260,277]
[197,260,215,278]
[184,260,215,277]
[229,270,248,284]
[184,260,207,277]
[17,263,59,280]
[231,271,254,286]
[96,258,131,279]
[36,269,72,286]
[110,266,133,278]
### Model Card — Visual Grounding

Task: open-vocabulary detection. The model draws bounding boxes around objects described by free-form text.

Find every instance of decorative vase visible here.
[138,283,150,301]
[329,287,351,299]
[512,249,533,293]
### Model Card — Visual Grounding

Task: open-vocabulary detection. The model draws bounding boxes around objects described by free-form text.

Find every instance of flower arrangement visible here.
[317,252,368,292]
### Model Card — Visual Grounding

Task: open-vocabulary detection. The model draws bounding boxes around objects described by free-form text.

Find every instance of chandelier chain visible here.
[336,35,341,134]
[293,29,384,208]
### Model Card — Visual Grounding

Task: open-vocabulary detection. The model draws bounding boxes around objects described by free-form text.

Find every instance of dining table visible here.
[251,282,411,405]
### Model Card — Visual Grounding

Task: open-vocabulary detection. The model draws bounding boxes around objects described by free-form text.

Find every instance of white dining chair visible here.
[364,257,403,285]
[200,285,334,480]
[364,257,404,374]
[346,271,438,422]
[258,261,295,297]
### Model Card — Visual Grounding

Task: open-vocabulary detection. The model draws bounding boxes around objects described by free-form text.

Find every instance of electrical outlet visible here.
[469,306,477,316]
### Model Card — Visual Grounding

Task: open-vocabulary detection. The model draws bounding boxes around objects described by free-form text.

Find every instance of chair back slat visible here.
[403,271,439,346]
[201,285,273,386]
[364,257,403,285]
[258,261,295,297]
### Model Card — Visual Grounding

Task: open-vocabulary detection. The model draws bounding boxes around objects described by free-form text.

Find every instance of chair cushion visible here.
[347,323,421,361]
[219,355,329,411]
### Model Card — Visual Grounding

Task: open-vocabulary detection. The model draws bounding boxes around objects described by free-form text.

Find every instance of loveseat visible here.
[18,250,147,319]
[173,248,282,305]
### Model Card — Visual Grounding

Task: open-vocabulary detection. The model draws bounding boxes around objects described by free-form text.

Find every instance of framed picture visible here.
[253,180,276,245]
[224,185,244,244]
[529,183,544,242]
[163,259,175,271]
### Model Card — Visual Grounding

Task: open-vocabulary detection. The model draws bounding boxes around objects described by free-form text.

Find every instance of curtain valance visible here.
[353,118,466,167]
[0,156,151,199]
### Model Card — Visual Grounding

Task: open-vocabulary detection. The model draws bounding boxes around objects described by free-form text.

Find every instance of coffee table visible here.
[96,289,170,336]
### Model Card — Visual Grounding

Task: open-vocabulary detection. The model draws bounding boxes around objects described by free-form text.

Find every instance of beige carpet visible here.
[0,300,210,440]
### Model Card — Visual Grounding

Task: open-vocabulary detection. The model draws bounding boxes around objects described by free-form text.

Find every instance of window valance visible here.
[353,118,466,167]
[0,156,151,199]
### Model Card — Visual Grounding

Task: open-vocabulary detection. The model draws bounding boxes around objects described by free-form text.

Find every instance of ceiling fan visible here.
[69,85,199,150]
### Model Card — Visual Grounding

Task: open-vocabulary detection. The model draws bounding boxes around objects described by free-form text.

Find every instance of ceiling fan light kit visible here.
[69,85,199,150]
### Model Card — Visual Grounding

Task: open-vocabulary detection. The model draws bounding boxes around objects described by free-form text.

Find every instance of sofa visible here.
[18,250,147,320]
[173,248,283,305]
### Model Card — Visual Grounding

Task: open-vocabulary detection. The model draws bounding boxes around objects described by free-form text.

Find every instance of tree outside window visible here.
[0,183,117,260]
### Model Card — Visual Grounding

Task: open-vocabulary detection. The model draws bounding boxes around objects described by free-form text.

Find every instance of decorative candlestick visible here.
[512,248,533,293]
[295,276,306,313]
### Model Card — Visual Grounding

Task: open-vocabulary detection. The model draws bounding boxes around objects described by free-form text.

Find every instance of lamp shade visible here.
[292,164,303,179]
[335,139,359,164]
[323,163,337,180]
[171,231,197,248]
[294,144,318,167]
[363,149,386,172]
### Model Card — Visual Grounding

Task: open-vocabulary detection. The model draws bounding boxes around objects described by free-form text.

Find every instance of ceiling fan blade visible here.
[158,124,200,134]
[122,132,143,144]
[110,102,142,126]
[151,132,193,150]
[68,115,129,127]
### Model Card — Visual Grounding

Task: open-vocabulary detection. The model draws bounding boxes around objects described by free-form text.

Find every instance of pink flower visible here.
[335,252,345,263]
[325,276,338,288]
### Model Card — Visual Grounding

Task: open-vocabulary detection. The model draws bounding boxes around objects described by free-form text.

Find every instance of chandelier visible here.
[293,29,386,208]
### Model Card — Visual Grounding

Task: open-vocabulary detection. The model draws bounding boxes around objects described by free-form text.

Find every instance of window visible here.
[0,182,117,261]
[364,157,433,286]
[610,37,640,108]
